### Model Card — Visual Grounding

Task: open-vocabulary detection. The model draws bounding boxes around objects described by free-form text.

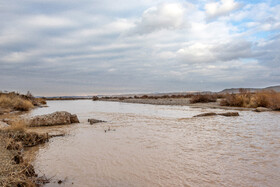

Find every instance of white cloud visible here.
[0,0,279,95]
[132,3,185,34]
[25,15,75,28]
[205,0,240,19]
[177,40,253,63]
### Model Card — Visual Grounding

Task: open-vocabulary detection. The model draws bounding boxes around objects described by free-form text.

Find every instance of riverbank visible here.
[0,128,48,186]
[0,92,69,186]
[0,112,79,186]
[95,90,280,112]
[98,98,254,111]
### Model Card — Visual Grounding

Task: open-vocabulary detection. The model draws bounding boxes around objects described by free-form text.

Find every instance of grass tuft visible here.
[0,93,34,111]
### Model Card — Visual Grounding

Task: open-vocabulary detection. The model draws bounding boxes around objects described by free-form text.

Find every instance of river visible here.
[27,100,280,187]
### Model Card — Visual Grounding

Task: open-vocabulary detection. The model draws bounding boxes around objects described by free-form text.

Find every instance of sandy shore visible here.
[99,98,253,111]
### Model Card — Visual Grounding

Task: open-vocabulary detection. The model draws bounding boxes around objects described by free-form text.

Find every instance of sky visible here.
[0,0,279,96]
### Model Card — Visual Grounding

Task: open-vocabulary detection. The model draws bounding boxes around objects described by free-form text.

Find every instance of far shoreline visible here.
[97,98,254,111]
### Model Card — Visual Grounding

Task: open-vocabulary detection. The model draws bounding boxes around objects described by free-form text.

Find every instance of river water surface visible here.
[27,100,280,187]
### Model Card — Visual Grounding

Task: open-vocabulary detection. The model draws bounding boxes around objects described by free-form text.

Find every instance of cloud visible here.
[177,40,253,63]
[131,3,185,34]
[0,0,279,95]
[25,15,75,28]
[205,0,240,20]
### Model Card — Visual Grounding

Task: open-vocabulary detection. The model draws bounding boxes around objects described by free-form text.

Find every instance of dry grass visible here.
[0,120,49,186]
[0,134,36,187]
[7,120,27,132]
[220,90,280,110]
[0,94,34,111]
[190,94,217,104]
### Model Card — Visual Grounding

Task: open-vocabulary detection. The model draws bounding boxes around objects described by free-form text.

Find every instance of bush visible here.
[35,98,47,105]
[92,96,99,101]
[220,91,280,110]
[263,91,280,110]
[0,93,34,111]
[190,94,217,104]
[141,95,149,99]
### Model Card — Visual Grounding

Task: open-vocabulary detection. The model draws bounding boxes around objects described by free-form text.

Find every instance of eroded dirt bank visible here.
[0,110,79,186]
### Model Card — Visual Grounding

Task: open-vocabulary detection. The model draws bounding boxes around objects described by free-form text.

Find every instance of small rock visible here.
[194,112,239,117]
[255,107,271,112]
[88,119,105,125]
[194,112,217,117]
[218,112,239,117]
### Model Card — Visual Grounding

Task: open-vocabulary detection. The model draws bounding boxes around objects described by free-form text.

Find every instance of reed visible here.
[220,90,280,110]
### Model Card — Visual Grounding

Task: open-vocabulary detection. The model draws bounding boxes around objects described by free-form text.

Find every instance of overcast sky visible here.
[0,0,279,96]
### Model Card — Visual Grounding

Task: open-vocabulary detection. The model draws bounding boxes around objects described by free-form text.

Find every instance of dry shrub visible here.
[263,91,280,110]
[251,91,270,107]
[0,94,34,111]
[220,94,249,107]
[0,161,36,187]
[35,98,47,105]
[190,94,217,104]
[141,95,149,99]
[13,98,34,111]
[92,96,99,101]
[220,90,280,110]
[220,89,252,107]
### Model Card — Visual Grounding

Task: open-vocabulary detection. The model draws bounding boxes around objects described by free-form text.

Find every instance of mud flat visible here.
[100,98,253,111]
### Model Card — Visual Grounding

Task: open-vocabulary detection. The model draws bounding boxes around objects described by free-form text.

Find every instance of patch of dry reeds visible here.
[0,94,34,111]
[190,94,217,104]
[220,90,280,110]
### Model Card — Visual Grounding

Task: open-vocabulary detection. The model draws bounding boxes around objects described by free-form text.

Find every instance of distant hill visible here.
[102,91,213,98]
[220,85,280,93]
[263,85,280,92]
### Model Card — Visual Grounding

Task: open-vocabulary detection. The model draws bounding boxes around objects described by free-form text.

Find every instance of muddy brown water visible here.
[26,100,280,187]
